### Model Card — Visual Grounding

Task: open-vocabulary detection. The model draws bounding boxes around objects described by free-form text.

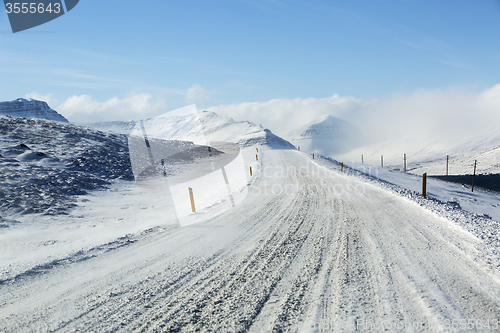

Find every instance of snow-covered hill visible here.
[86,110,295,149]
[282,115,361,155]
[0,115,132,216]
[0,98,69,123]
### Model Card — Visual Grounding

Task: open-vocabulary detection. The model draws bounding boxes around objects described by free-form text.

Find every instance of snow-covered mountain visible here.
[199,111,294,148]
[282,115,361,155]
[86,110,295,149]
[0,98,69,123]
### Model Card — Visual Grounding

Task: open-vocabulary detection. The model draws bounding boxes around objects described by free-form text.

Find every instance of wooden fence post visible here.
[422,173,427,198]
[188,187,196,212]
[446,155,449,182]
[472,160,477,192]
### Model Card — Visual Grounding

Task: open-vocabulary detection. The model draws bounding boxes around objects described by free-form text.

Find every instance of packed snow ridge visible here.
[0,98,69,123]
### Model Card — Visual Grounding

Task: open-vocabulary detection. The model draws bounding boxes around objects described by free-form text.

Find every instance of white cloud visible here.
[206,84,500,147]
[26,93,168,123]
[59,93,168,123]
[360,86,499,143]
[25,83,500,148]
[24,92,59,108]
[185,84,209,104]
[206,94,365,135]
[479,83,500,113]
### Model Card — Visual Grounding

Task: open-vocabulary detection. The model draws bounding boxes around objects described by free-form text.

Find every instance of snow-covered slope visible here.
[87,110,294,149]
[82,120,137,134]
[0,115,132,216]
[339,126,500,174]
[199,111,294,148]
[282,115,361,155]
[408,145,500,175]
[338,138,455,167]
[0,98,69,123]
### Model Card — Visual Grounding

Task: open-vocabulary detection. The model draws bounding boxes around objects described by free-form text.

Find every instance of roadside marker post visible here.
[250,166,252,176]
[422,173,427,198]
[256,154,258,161]
[472,160,477,192]
[341,162,344,172]
[404,154,407,172]
[161,159,167,177]
[188,187,196,212]
[256,148,258,152]
[312,153,314,159]
[298,146,300,151]
[446,155,449,182]
[361,154,363,164]
[381,155,384,168]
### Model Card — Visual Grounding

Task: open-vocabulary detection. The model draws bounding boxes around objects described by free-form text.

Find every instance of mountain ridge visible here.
[0,98,69,123]
[85,110,294,149]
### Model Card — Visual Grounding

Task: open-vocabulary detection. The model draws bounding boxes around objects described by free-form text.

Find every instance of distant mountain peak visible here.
[283,115,361,156]
[0,98,69,123]
[314,114,334,122]
[308,114,351,126]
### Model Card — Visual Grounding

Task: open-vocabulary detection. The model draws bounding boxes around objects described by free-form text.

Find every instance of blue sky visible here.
[0,0,499,124]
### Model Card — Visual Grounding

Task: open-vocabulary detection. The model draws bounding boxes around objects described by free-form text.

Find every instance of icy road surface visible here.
[2,150,500,332]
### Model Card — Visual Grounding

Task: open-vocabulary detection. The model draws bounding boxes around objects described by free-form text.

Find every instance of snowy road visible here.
[2,150,500,332]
